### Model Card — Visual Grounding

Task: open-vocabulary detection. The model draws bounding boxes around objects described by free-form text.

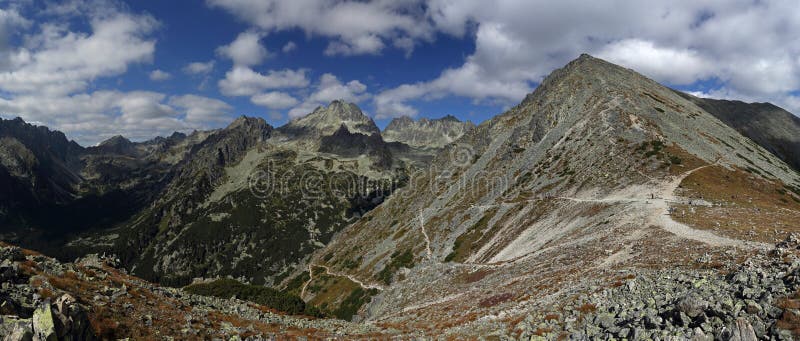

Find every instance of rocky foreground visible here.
[0,242,386,339]
[518,235,800,340]
[2,236,800,339]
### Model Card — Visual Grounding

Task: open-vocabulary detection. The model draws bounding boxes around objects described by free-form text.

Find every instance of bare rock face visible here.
[382,115,474,149]
[90,135,137,156]
[729,318,758,341]
[318,124,395,169]
[0,297,96,341]
[281,100,380,138]
[306,54,800,336]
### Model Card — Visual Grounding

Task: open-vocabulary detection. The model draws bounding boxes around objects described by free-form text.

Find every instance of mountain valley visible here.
[2,55,800,339]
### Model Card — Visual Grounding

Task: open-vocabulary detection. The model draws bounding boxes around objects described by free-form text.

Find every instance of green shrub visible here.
[331,288,378,320]
[642,140,665,158]
[185,279,322,317]
[377,249,415,284]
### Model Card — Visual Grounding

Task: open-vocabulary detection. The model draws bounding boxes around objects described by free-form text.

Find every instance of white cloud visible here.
[216,31,269,66]
[250,91,298,109]
[170,94,233,123]
[218,66,309,96]
[597,39,713,85]
[0,91,234,145]
[282,41,297,53]
[0,7,30,50]
[287,73,369,118]
[0,0,233,145]
[183,60,215,75]
[310,73,368,103]
[371,0,800,117]
[207,0,434,56]
[149,69,171,81]
[324,34,384,56]
[0,10,158,95]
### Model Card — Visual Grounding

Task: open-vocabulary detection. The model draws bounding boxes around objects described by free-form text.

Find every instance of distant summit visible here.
[281,100,380,137]
[383,115,474,149]
[676,93,800,171]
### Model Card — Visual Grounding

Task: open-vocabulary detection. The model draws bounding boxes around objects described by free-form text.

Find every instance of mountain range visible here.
[2,54,800,339]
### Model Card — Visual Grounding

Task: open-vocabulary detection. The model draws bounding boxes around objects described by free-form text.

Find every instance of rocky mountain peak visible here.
[220,116,272,144]
[99,135,132,147]
[227,115,268,129]
[0,117,82,161]
[282,100,380,137]
[91,135,137,156]
[385,116,414,130]
[439,114,460,122]
[383,115,474,149]
[528,53,638,98]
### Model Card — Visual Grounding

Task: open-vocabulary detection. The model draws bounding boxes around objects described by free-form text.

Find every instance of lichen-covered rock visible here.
[676,291,709,318]
[728,318,758,341]
[31,303,56,341]
[1,317,33,341]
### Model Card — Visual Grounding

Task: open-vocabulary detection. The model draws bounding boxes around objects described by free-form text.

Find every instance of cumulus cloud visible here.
[287,73,369,118]
[0,1,235,145]
[281,41,297,53]
[149,69,171,81]
[0,9,158,95]
[169,94,233,123]
[0,7,30,50]
[207,0,433,56]
[324,34,384,56]
[368,0,800,117]
[183,60,215,75]
[597,39,714,85]
[250,91,299,109]
[310,73,368,103]
[216,31,269,66]
[0,91,234,145]
[218,66,309,96]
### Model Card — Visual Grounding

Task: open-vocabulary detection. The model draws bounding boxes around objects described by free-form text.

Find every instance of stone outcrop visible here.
[382,115,474,149]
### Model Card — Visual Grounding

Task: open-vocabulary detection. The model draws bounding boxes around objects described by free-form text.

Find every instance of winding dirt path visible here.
[418,212,433,259]
[301,263,385,300]
[557,164,768,249]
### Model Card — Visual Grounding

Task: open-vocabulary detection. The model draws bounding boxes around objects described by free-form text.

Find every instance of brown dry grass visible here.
[776,290,800,336]
[461,269,493,284]
[665,145,707,176]
[478,293,513,308]
[672,165,800,242]
[533,327,553,336]
[0,243,366,339]
[575,303,596,314]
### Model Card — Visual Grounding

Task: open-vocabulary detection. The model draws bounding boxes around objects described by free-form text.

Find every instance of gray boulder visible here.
[728,318,757,341]
[677,292,709,318]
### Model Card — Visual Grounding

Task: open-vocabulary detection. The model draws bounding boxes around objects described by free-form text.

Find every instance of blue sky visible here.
[122,1,492,121]
[1,0,799,145]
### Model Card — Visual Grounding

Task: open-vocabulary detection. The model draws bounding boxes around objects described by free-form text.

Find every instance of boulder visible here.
[728,318,757,341]
[677,292,708,318]
[31,303,56,341]
[0,247,25,263]
[53,294,95,340]
[3,319,34,341]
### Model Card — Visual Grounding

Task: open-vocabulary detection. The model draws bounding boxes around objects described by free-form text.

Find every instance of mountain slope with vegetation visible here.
[677,92,800,172]
[3,55,800,339]
[299,54,800,337]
